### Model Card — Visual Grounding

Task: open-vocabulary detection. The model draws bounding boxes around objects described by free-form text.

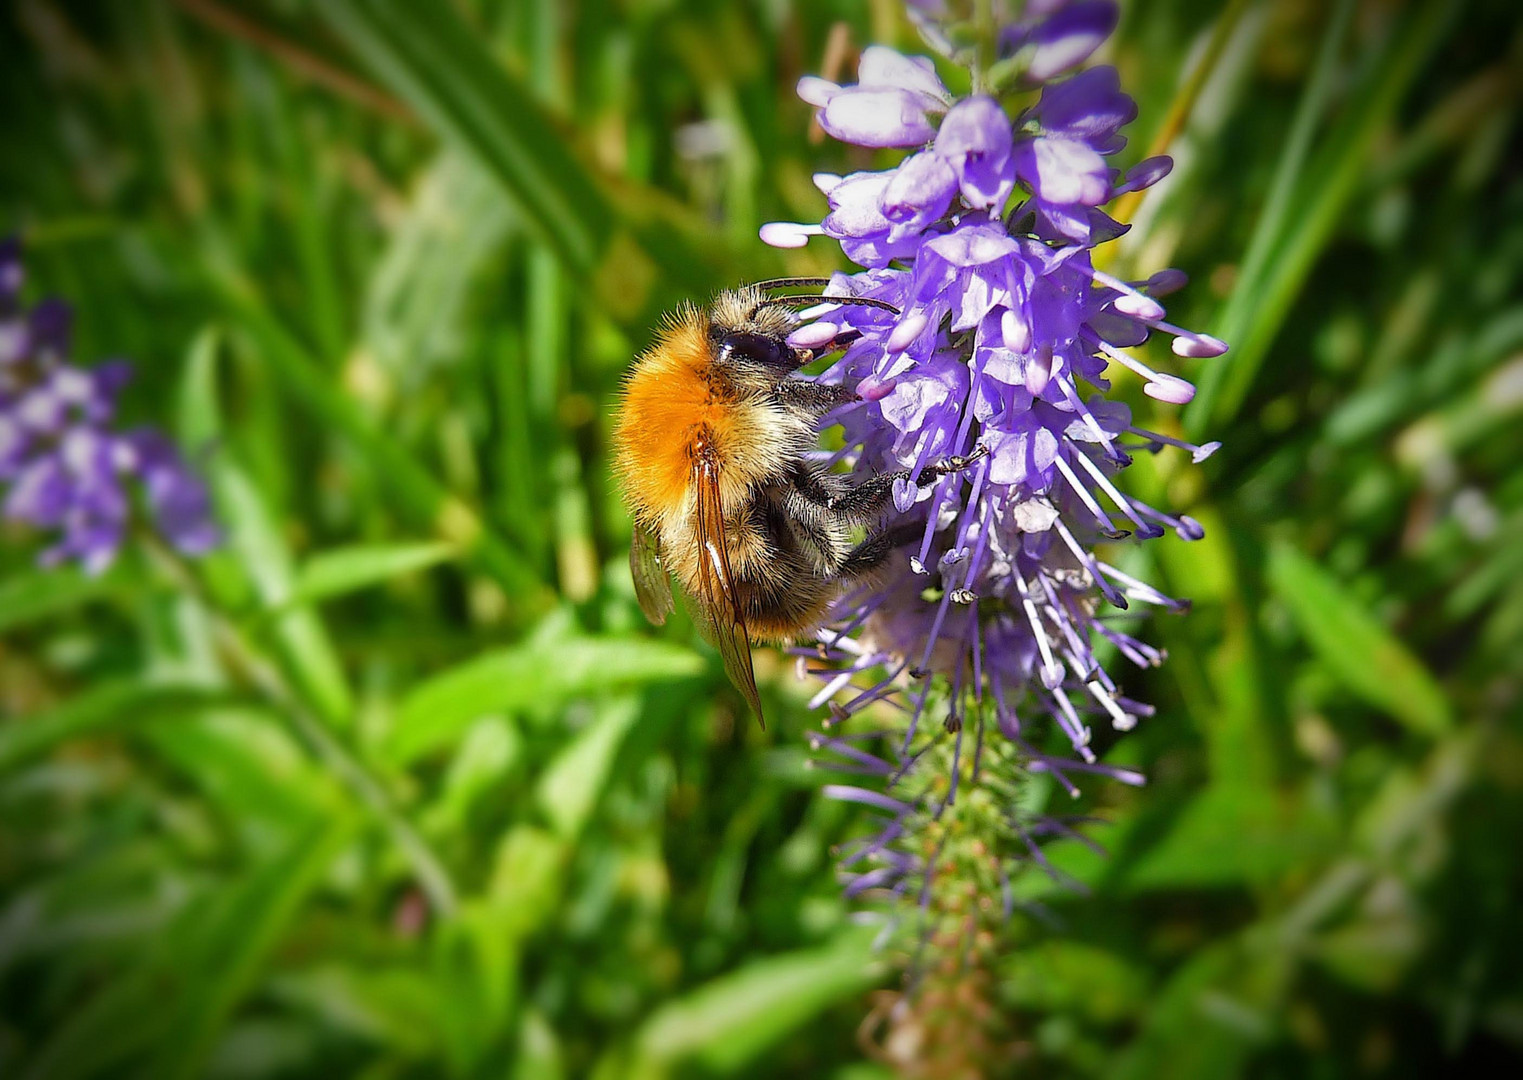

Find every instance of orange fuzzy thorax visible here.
[613,308,797,527]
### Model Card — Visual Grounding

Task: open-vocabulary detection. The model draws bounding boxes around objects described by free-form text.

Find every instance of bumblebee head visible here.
[706,287,807,388]
[704,281,901,390]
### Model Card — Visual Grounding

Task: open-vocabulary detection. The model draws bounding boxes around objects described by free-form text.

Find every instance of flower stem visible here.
[972,0,996,95]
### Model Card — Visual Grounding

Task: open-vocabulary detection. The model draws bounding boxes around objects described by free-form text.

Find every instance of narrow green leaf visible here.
[206,283,549,613]
[215,463,356,728]
[318,0,611,272]
[1000,941,1149,1024]
[19,964,176,1080]
[0,563,125,634]
[1113,935,1291,1080]
[1121,786,1339,891]
[317,0,732,327]
[177,326,356,726]
[515,1009,567,1080]
[536,696,641,839]
[268,966,445,1058]
[1267,543,1453,736]
[291,540,457,606]
[0,681,231,776]
[421,716,524,836]
[22,818,353,1080]
[631,930,880,1073]
[486,825,569,940]
[147,817,356,1080]
[1189,0,1456,432]
[388,636,702,764]
[1189,0,1356,423]
[146,706,345,835]
[363,151,516,377]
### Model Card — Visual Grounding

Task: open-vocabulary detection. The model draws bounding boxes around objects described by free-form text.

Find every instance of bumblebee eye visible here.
[717,331,792,369]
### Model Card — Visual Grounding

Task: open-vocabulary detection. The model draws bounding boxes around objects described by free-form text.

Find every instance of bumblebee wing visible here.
[630,520,675,626]
[692,455,765,728]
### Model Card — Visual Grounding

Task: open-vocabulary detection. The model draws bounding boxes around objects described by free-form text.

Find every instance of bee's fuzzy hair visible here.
[710,286,795,338]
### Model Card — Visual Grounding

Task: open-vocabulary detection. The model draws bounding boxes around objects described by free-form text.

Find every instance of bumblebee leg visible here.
[840,523,925,577]
[774,379,858,416]
[789,445,989,527]
[919,443,990,480]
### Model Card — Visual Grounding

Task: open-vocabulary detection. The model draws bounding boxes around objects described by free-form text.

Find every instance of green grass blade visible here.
[536,696,641,839]
[317,0,611,272]
[387,635,703,765]
[146,816,357,1080]
[1189,0,1456,434]
[0,681,232,776]
[212,463,358,728]
[0,563,126,635]
[207,281,551,614]
[628,928,880,1074]
[290,541,458,607]
[317,0,733,325]
[1203,0,1355,357]
[1267,543,1453,737]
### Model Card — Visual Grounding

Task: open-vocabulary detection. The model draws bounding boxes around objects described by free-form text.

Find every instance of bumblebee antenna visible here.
[751,276,833,290]
[760,295,901,316]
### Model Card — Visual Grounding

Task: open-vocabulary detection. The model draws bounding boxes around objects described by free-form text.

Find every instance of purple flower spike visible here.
[0,237,220,573]
[765,2,1229,927]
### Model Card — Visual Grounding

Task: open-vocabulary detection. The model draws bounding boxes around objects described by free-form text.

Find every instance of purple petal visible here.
[797,76,839,108]
[934,96,1016,210]
[856,46,951,106]
[1014,137,1110,205]
[823,172,895,237]
[820,89,936,148]
[1117,154,1173,194]
[822,784,914,815]
[1143,374,1196,404]
[1026,1,1119,81]
[881,151,957,230]
[1034,66,1137,146]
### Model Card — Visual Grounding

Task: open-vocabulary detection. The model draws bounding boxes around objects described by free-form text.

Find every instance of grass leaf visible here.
[630,929,880,1073]
[0,563,125,634]
[145,817,357,1080]
[387,635,703,764]
[0,681,232,776]
[291,541,457,606]
[1268,543,1452,736]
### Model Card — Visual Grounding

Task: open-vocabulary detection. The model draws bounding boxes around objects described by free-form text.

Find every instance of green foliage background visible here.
[1,0,1520,1076]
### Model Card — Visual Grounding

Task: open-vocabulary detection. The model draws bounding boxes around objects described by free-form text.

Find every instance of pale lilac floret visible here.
[1015,1,1120,81]
[799,46,952,148]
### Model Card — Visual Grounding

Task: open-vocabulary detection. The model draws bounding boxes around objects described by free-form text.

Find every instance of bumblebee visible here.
[612,282,983,725]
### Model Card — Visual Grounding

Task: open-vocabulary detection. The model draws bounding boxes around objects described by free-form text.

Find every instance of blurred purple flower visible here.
[0,237,219,573]
[761,1,1226,908]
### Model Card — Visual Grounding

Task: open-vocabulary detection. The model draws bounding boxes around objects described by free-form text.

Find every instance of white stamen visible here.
[886,311,927,353]
[759,221,823,249]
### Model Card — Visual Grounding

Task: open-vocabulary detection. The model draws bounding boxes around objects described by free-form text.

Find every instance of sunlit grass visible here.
[1,1,1519,1076]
